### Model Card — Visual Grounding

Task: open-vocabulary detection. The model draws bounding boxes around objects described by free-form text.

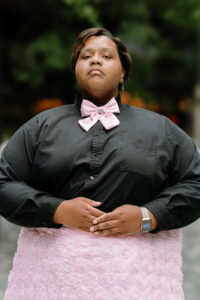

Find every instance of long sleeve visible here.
[144,118,200,232]
[1,100,200,232]
[0,119,63,228]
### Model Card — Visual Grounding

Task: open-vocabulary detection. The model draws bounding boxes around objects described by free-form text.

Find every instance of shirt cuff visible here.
[143,199,172,234]
[36,195,64,228]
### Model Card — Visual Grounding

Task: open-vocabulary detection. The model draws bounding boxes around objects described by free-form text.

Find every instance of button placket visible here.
[86,122,104,185]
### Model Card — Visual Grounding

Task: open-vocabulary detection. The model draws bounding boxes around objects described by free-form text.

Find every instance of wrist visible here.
[53,200,67,224]
[147,209,158,231]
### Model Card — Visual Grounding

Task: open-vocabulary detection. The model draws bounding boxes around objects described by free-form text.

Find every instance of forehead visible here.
[81,35,118,52]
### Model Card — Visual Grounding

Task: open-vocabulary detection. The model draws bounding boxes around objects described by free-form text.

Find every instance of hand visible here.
[90,205,142,237]
[53,197,104,232]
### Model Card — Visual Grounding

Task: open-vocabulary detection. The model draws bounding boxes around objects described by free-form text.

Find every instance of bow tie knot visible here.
[78,98,120,132]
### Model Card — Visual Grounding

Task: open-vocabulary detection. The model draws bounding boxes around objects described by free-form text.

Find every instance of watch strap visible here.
[141,207,152,232]
[141,207,150,219]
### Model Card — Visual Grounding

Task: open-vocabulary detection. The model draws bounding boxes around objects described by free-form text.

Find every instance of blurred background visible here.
[0,0,200,299]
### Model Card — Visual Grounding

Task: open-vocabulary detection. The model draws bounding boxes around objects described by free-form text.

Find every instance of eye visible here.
[103,55,111,59]
[82,55,91,60]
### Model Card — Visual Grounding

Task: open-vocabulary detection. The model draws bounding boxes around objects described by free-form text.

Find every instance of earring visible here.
[121,81,124,93]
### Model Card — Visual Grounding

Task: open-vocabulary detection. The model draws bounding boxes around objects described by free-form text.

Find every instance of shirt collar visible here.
[75,93,122,113]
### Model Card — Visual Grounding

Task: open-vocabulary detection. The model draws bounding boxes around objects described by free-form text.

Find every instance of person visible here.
[0,27,200,300]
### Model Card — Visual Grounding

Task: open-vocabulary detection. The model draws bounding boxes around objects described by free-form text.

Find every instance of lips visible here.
[88,68,104,75]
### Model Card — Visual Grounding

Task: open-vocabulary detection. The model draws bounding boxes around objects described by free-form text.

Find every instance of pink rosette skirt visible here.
[4,226,184,300]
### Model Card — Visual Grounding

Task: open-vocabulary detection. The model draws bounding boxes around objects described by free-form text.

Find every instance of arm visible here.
[0,120,63,228]
[144,118,200,232]
[0,119,104,230]
[90,119,200,236]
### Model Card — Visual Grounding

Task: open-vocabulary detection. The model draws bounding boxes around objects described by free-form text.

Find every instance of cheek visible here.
[108,64,123,83]
[75,63,84,84]
[75,62,80,77]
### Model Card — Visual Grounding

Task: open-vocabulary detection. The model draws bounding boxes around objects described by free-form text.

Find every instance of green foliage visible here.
[12,33,69,87]
[1,0,200,118]
[62,0,101,26]
[1,0,102,93]
[160,0,200,31]
[113,0,199,103]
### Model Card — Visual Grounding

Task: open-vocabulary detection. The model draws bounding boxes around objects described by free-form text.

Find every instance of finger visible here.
[87,205,105,217]
[91,220,118,232]
[90,201,102,207]
[80,210,104,228]
[95,227,122,237]
[84,215,102,227]
[92,212,118,225]
[98,232,127,238]
[83,198,102,207]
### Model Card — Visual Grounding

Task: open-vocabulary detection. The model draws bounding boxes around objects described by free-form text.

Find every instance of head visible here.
[71,28,132,104]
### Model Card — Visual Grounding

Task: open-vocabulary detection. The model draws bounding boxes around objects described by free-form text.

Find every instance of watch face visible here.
[142,220,152,232]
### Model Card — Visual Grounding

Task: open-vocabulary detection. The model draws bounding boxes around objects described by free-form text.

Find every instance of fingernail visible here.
[93,220,97,224]
[90,227,95,232]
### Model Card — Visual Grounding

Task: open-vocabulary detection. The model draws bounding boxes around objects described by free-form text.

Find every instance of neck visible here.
[81,90,119,106]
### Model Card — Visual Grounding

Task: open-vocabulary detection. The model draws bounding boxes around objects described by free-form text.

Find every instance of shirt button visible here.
[89,175,95,180]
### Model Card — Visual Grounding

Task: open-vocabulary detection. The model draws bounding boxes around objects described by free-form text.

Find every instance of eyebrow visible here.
[81,47,116,53]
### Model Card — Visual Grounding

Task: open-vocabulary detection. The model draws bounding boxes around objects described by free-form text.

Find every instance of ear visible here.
[120,68,126,83]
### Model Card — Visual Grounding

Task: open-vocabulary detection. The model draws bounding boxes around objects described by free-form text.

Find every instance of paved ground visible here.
[0,219,20,300]
[0,217,200,300]
[182,218,200,300]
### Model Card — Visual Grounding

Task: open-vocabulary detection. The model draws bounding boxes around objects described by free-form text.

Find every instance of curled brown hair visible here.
[71,28,132,86]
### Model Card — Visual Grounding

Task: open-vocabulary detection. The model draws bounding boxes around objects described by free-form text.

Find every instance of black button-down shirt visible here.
[0,95,200,232]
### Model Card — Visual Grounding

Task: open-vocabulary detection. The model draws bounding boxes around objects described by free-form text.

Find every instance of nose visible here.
[90,54,102,66]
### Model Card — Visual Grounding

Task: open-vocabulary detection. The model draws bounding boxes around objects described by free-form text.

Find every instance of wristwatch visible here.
[141,207,152,232]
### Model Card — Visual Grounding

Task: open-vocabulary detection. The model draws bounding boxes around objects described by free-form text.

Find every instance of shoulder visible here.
[2,104,78,154]
[123,104,164,118]
[122,104,169,129]
[24,104,76,133]
[126,105,196,150]
[121,104,194,144]
[30,104,75,122]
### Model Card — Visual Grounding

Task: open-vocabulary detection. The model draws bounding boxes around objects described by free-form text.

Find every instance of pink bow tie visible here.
[78,98,120,132]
